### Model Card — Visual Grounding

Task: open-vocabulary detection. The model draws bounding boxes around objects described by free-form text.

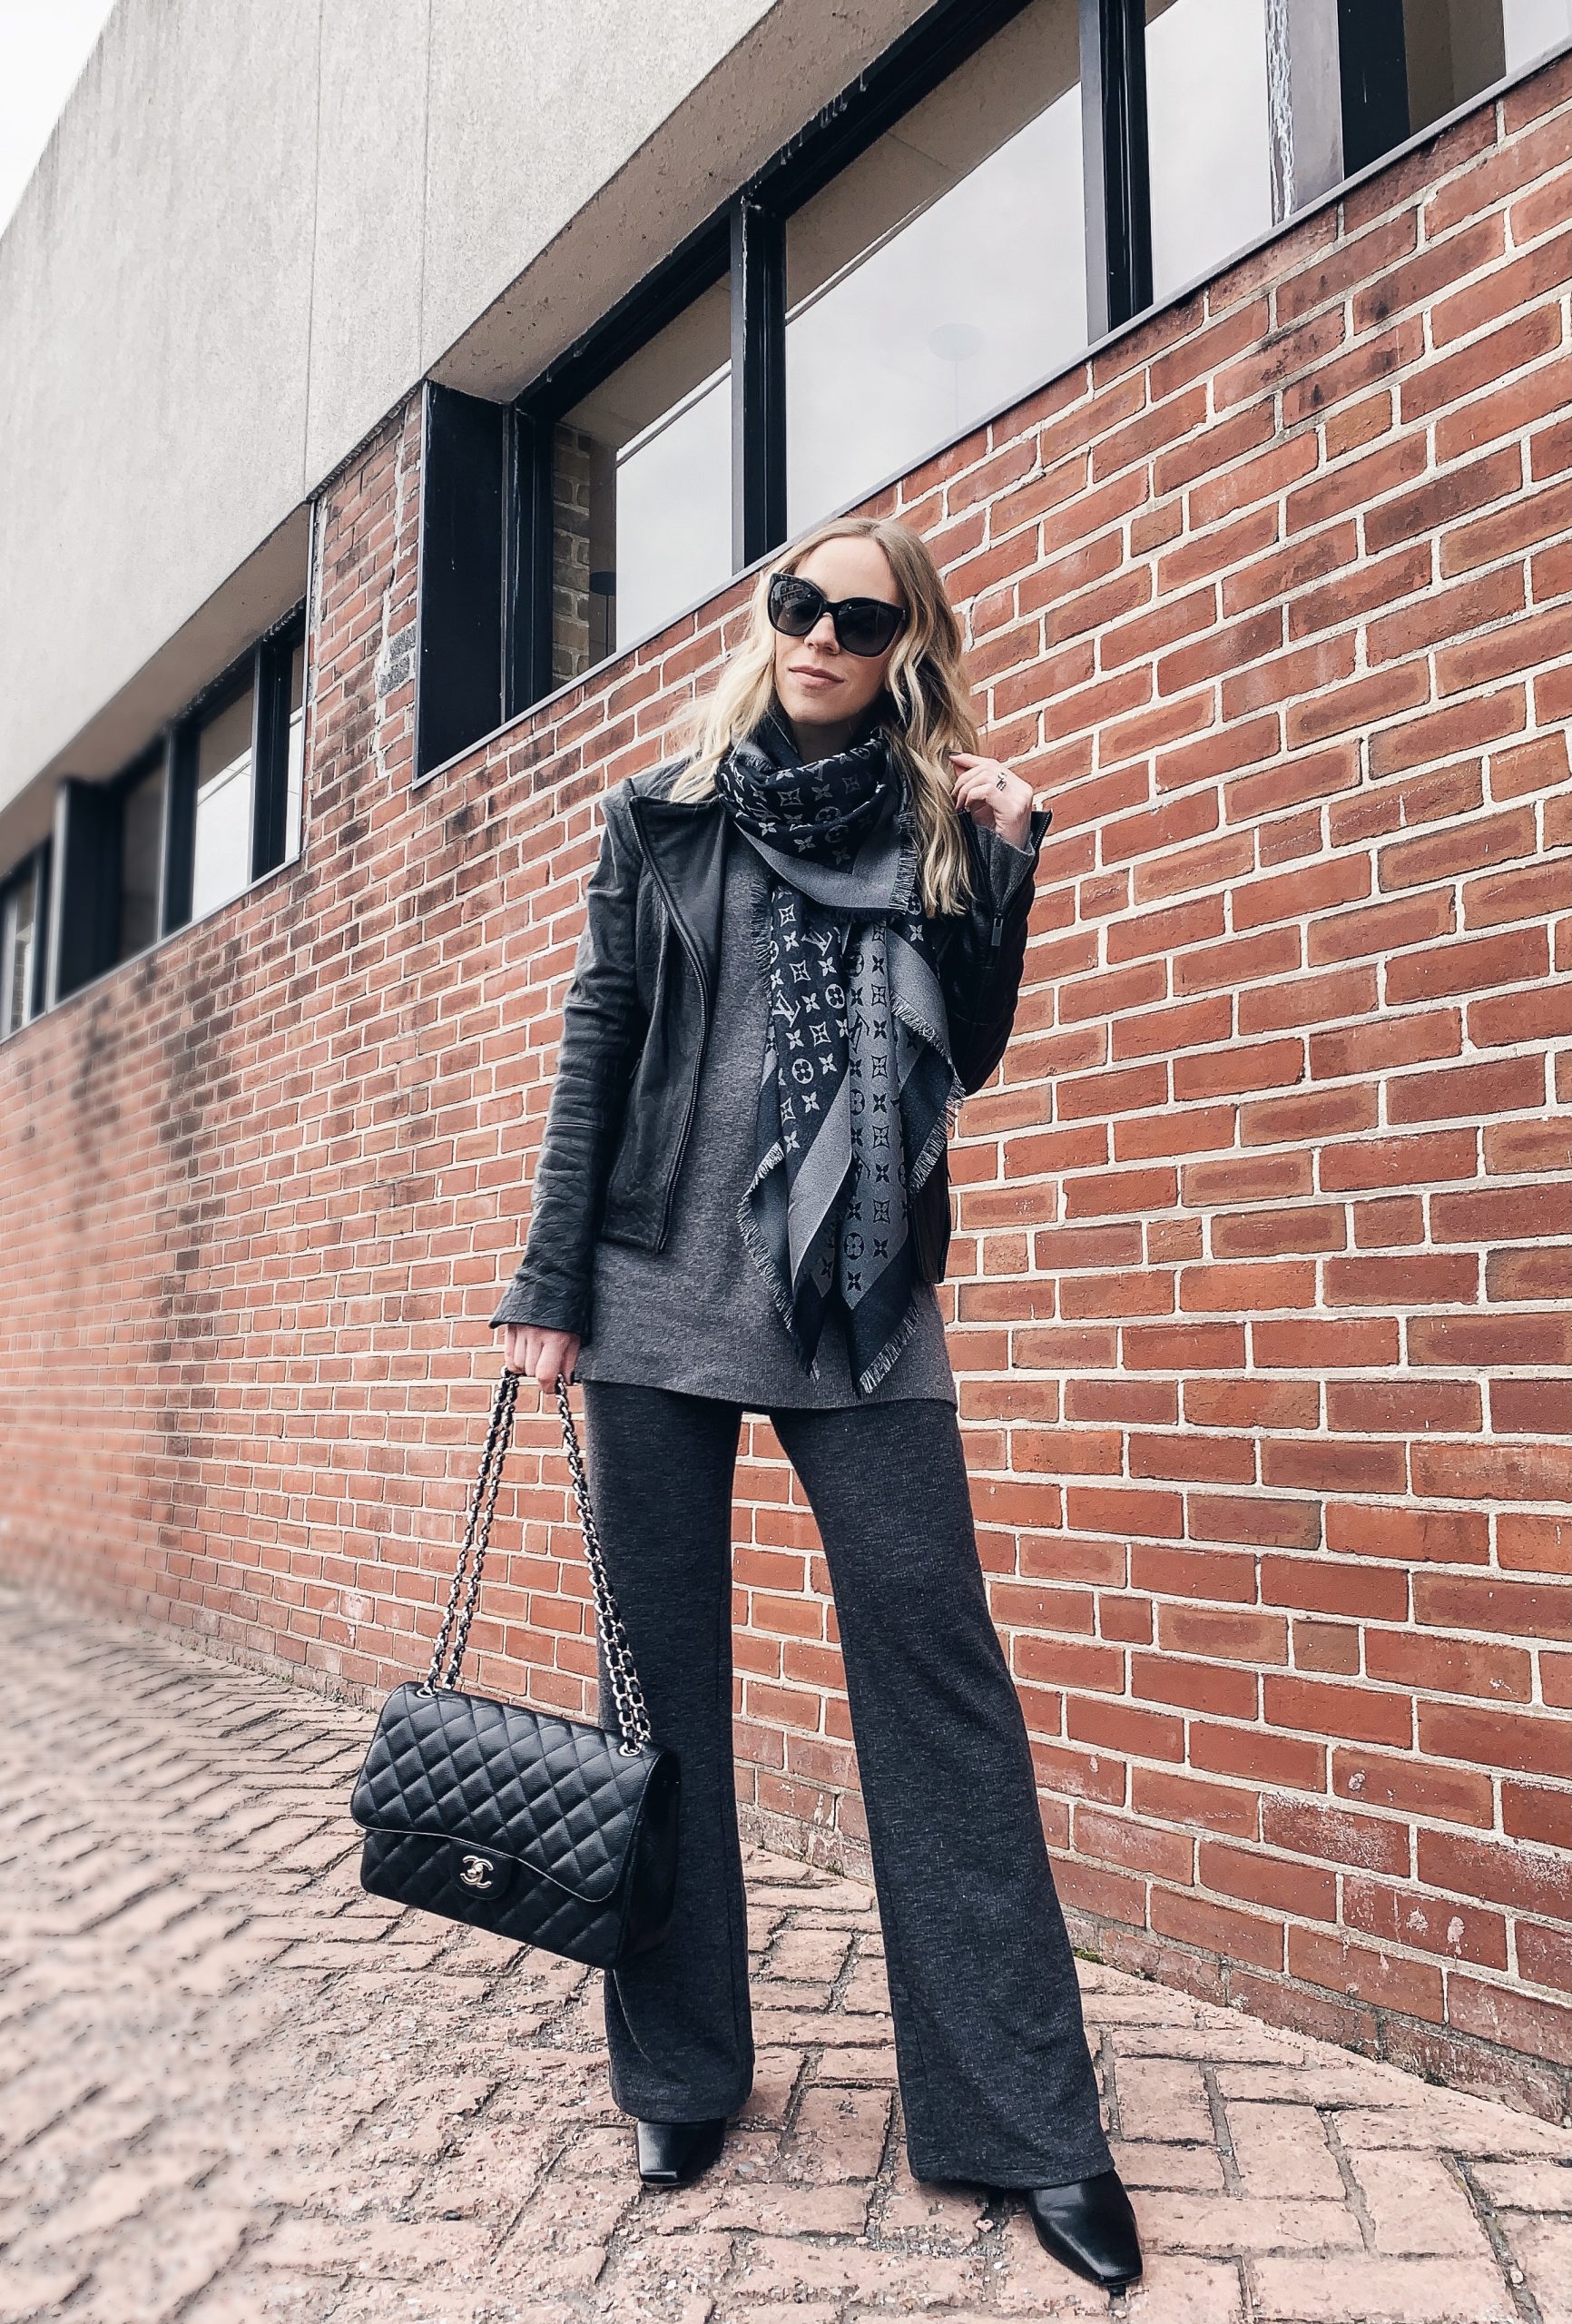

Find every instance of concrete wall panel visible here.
[303,0,430,484]
[0,0,319,817]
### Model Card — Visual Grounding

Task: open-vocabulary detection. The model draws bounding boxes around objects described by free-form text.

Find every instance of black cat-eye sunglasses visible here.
[766,569,909,658]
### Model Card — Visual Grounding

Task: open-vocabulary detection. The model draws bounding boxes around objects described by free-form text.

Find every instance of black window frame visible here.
[409,0,1570,781]
[34,598,308,1012]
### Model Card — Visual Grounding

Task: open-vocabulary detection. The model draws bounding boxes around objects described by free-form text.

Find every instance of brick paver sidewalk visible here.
[1,1587,1568,2324]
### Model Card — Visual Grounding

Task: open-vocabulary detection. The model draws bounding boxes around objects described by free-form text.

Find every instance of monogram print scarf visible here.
[712,704,965,1396]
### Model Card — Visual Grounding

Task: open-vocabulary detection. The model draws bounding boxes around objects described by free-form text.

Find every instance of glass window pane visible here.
[285,638,306,862]
[4,868,35,1037]
[1145,0,1276,305]
[118,758,165,960]
[785,0,1085,537]
[1403,0,1506,133]
[551,279,732,688]
[192,684,255,919]
[1504,0,1572,66]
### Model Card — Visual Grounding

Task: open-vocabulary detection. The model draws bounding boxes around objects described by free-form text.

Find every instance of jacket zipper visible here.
[628,797,712,1244]
[960,810,1007,975]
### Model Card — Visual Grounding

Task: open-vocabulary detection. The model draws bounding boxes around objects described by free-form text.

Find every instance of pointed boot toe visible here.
[635,2114,727,2188]
[1024,2167,1143,2291]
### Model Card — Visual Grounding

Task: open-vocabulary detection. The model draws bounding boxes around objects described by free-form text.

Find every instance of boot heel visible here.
[635,2115,727,2187]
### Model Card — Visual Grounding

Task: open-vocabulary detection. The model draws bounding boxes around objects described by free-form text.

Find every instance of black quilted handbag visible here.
[349,1366,680,1967]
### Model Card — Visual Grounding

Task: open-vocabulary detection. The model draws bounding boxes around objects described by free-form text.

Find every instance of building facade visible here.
[2,0,1569,2121]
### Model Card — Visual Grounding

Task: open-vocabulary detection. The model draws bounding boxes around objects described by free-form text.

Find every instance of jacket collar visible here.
[624,758,729,1001]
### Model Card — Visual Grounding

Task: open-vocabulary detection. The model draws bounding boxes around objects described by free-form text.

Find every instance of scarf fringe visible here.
[904,1061,967,1198]
[854,1277,928,1398]
[892,780,922,919]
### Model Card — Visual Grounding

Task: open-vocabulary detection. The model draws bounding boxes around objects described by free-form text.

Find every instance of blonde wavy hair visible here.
[666,514,985,919]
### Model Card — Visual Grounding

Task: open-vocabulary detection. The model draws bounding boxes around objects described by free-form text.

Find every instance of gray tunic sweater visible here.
[572,828,950,1410]
[565,816,1032,1413]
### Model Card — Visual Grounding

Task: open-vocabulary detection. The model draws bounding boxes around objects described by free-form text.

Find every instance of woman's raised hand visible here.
[500,1323,582,1389]
[948,750,1033,849]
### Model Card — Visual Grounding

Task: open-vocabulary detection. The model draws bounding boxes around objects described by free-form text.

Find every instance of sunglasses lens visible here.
[768,575,821,635]
[838,602,901,656]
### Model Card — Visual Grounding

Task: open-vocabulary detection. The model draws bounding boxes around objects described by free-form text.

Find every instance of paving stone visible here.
[1111,2136,1228,2191]
[838,1955,894,2014]
[85,2198,254,2323]
[761,1925,855,1984]
[807,2043,899,2083]
[1502,2213,1572,2324]
[1226,2102,1346,2200]
[1472,2156,1572,2209]
[1135,2190,1364,2251]
[4,1584,1571,2324]
[13,2154,206,2250]
[0,2269,88,2324]
[1352,2148,1495,2257]
[717,2307,840,2324]
[729,2233,980,2303]
[655,2174,871,2236]
[1215,2061,1420,2107]
[878,2158,991,2241]
[734,2049,803,2130]
[1118,2056,1214,2143]
[781,2084,890,2181]
[1251,2252,1517,2322]
[1339,2099,1572,2155]
[1115,2252,1251,2322]
[1119,2023,1303,2060]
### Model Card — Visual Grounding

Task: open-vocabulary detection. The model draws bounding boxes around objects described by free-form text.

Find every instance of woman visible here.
[489,514,1143,2295]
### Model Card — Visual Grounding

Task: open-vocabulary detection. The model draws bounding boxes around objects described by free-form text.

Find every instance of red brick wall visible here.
[4,56,1569,2119]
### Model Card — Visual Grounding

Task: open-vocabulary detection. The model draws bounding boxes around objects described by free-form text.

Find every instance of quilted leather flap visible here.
[350,1681,660,1903]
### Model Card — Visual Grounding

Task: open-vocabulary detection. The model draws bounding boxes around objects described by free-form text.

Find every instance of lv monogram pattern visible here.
[715,714,963,1397]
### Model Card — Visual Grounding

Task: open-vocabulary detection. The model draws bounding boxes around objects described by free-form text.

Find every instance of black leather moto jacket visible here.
[489,760,1052,1339]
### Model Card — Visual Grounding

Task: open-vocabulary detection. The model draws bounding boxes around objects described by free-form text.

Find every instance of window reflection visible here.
[1405,0,1501,129]
[551,279,732,686]
[1146,0,1275,303]
[191,686,255,920]
[1402,0,1566,129]
[118,756,165,960]
[2,865,37,1039]
[1146,0,1567,305]
[285,638,306,862]
[785,0,1085,536]
[1503,0,1572,66]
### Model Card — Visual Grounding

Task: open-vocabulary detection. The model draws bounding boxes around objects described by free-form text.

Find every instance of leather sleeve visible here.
[488,783,647,1337]
[940,803,1053,1097]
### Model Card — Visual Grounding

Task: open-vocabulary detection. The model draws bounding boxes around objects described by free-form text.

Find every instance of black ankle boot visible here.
[635,2115,727,2187]
[1024,2168,1143,2291]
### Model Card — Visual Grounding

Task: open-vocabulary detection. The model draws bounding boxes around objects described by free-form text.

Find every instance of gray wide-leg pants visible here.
[579,1379,1114,2190]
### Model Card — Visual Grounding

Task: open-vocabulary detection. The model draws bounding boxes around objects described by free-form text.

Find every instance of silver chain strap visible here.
[551,1370,653,1756]
[422,1366,653,1758]
[424,1366,518,1694]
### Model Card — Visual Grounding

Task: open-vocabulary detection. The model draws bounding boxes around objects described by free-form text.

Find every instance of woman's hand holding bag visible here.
[500,1322,582,1390]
